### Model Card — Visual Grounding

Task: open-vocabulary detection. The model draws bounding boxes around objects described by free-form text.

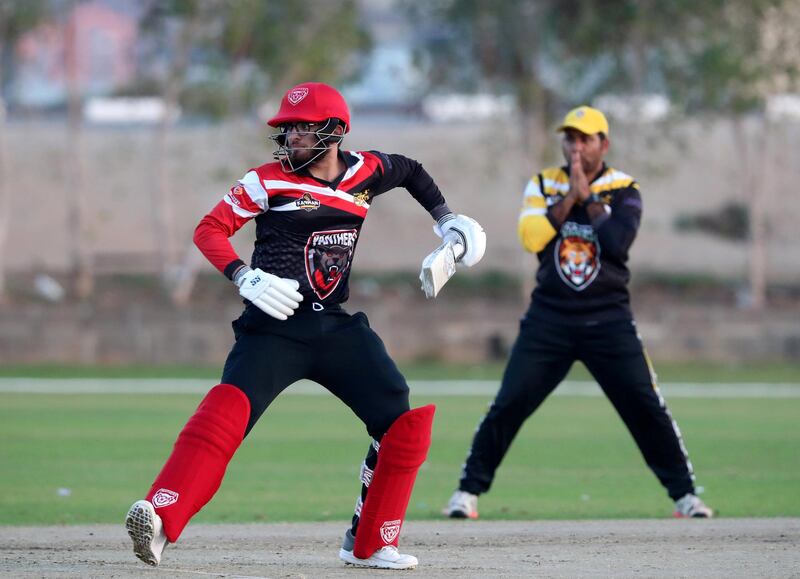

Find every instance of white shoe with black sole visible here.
[673,493,714,518]
[443,490,479,519]
[125,499,168,566]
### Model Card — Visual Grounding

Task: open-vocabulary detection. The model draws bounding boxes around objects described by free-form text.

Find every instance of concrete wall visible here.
[1,282,798,365]
[5,116,800,281]
[2,115,799,365]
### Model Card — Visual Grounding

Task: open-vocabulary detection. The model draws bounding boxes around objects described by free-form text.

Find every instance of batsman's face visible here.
[562,129,609,176]
[283,122,323,164]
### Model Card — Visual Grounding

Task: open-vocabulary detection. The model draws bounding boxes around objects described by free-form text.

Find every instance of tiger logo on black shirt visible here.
[555,222,600,291]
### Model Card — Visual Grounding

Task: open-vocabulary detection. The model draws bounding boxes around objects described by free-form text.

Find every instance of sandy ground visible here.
[1,519,798,578]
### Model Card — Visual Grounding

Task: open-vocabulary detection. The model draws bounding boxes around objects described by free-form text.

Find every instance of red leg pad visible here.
[145,384,250,542]
[353,404,435,559]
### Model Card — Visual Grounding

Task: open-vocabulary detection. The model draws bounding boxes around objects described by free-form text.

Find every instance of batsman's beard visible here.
[288,147,314,165]
[275,139,331,172]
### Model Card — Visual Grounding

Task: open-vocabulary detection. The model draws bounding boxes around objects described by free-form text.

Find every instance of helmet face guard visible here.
[269,118,345,173]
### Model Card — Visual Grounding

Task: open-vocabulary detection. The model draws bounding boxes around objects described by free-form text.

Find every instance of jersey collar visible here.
[299,150,358,190]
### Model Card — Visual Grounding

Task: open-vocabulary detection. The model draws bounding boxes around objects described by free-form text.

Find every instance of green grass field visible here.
[2,385,799,525]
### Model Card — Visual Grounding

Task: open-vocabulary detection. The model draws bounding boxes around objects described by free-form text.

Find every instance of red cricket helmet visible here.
[268,82,350,133]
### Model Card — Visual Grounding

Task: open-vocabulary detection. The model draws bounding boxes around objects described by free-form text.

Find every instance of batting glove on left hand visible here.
[434,214,487,267]
[235,267,303,320]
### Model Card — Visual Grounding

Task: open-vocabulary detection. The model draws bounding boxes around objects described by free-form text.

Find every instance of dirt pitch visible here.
[2,518,799,578]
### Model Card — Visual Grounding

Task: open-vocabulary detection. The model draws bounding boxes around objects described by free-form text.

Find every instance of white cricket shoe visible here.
[673,493,714,518]
[339,528,417,570]
[442,490,479,519]
[125,499,168,566]
[339,545,418,570]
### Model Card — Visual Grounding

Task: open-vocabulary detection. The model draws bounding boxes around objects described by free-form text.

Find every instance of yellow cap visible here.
[556,106,609,136]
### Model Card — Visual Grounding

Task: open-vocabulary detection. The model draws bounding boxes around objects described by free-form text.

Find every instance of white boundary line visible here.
[0,378,799,397]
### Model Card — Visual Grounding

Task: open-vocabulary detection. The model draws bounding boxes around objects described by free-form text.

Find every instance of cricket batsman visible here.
[125,82,486,570]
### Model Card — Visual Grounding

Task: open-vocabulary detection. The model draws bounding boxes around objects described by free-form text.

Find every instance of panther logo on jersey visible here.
[555,222,600,291]
[305,229,358,299]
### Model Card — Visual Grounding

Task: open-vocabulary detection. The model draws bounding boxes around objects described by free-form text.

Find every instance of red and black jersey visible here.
[194,150,450,307]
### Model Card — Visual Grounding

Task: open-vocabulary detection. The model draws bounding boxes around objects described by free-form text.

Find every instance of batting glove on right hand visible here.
[235,267,303,320]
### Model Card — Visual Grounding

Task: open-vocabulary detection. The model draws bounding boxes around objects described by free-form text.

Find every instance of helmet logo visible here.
[287,87,309,105]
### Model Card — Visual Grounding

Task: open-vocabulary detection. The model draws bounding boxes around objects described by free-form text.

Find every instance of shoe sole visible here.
[339,548,417,570]
[447,509,478,520]
[125,502,159,566]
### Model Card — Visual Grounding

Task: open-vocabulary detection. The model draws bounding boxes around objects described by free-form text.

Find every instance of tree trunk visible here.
[152,119,177,283]
[170,244,203,306]
[154,2,213,303]
[0,96,7,303]
[733,117,767,310]
[748,117,768,310]
[0,6,7,304]
[516,71,556,305]
[65,7,93,299]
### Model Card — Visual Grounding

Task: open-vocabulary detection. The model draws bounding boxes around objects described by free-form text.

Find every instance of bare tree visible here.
[64,1,94,299]
[744,1,800,309]
[157,0,370,304]
[0,0,47,302]
[151,1,212,289]
[0,71,7,304]
[412,0,799,310]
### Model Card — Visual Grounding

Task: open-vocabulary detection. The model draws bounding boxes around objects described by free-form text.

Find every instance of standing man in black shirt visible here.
[443,106,712,520]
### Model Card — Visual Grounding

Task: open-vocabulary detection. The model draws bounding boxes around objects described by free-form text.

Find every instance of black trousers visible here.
[222,304,410,439]
[459,315,696,501]
[221,304,410,537]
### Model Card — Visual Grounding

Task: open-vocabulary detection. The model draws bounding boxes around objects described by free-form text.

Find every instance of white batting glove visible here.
[435,214,487,267]
[235,267,303,320]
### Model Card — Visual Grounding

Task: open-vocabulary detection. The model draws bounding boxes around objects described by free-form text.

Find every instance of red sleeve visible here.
[193,200,251,274]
